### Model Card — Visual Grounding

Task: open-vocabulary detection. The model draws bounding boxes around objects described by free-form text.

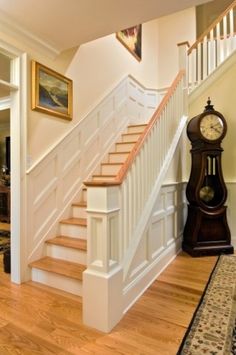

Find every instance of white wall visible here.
[156,7,196,89]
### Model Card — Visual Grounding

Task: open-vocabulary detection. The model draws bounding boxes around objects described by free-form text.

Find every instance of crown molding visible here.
[0,11,60,59]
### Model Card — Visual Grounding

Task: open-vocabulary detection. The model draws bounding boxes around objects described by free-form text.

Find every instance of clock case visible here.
[183,100,233,256]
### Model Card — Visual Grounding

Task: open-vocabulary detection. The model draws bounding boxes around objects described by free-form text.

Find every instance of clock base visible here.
[183,205,234,257]
[182,243,234,257]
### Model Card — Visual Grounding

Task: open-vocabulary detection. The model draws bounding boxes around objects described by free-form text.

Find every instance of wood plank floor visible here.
[0,252,217,354]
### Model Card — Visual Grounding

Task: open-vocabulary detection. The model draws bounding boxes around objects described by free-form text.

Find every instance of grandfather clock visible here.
[183,98,233,256]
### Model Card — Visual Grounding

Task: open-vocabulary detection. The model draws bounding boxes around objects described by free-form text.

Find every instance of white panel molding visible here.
[123,182,185,312]
[26,75,158,263]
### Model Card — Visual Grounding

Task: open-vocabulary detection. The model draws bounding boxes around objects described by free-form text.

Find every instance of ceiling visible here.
[0,0,212,53]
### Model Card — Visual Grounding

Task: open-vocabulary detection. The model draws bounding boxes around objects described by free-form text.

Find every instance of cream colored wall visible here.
[27,19,159,164]
[156,7,196,89]
[188,62,236,182]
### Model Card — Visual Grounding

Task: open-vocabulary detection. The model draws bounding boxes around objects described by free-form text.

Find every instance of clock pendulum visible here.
[182,98,234,256]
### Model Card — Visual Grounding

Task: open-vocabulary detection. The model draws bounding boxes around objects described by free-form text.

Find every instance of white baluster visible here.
[223,15,228,58]
[216,22,221,66]
[208,29,216,74]
[203,35,208,79]
[229,9,235,51]
[197,42,202,84]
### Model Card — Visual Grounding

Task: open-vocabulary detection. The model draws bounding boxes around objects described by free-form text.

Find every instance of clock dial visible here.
[200,114,224,141]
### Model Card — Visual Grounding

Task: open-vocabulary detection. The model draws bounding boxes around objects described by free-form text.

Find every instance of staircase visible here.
[29,123,147,295]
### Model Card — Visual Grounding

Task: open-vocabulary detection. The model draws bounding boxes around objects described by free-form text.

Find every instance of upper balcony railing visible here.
[188,0,236,92]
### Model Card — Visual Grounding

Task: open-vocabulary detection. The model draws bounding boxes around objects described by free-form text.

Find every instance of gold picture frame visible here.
[31,61,73,120]
[116,25,142,61]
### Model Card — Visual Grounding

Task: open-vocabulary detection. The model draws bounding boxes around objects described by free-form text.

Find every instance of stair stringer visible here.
[121,115,187,312]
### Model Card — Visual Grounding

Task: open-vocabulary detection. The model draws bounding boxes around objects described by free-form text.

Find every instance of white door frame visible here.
[0,39,27,283]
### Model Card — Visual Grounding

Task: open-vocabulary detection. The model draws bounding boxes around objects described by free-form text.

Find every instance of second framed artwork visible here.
[116,24,142,61]
[32,61,73,120]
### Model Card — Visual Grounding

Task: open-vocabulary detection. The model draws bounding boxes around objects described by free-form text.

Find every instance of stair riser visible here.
[31,268,83,296]
[72,206,87,219]
[122,134,140,142]
[101,164,122,175]
[108,153,129,163]
[46,244,87,265]
[127,125,146,133]
[116,143,135,152]
[60,224,87,239]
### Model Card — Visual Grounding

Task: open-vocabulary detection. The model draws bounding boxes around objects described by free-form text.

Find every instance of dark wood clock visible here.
[183,98,234,256]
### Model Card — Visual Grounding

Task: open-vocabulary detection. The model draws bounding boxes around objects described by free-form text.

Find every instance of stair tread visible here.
[116,141,136,145]
[60,217,87,226]
[101,162,123,166]
[30,256,86,280]
[109,151,130,155]
[72,201,87,207]
[128,124,147,128]
[92,174,116,177]
[46,236,87,251]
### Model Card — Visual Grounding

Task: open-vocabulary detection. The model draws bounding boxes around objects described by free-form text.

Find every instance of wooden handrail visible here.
[84,70,185,188]
[115,70,185,183]
[188,0,236,55]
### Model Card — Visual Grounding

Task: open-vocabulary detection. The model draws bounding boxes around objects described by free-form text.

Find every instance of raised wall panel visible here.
[150,219,165,259]
[83,113,99,146]
[62,160,81,202]
[34,189,57,241]
[61,134,81,173]
[33,156,57,204]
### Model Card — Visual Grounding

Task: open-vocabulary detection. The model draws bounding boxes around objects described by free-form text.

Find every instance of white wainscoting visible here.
[26,75,158,264]
[123,182,186,312]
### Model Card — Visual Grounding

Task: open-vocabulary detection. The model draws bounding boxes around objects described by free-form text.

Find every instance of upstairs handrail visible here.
[188,0,236,91]
[188,0,236,55]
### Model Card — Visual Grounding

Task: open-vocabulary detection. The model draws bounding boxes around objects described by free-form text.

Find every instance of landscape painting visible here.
[116,24,142,61]
[32,61,73,120]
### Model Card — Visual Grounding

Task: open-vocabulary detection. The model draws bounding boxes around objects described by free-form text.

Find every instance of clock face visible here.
[200,114,224,141]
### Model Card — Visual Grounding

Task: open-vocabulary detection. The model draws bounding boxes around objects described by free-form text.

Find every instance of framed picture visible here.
[31,61,73,120]
[116,25,142,61]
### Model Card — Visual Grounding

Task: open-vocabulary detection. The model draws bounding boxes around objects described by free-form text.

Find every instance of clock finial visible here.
[204,97,214,111]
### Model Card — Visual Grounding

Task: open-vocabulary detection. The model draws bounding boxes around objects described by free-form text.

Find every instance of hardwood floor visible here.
[0,252,217,354]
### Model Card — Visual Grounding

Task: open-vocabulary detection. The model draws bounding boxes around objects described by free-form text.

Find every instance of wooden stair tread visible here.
[60,217,87,226]
[101,162,122,166]
[109,151,130,155]
[127,124,147,128]
[116,141,136,145]
[92,174,116,177]
[72,201,87,207]
[46,236,87,251]
[29,257,86,280]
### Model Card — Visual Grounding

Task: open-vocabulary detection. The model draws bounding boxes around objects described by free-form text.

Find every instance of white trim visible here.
[0,11,60,58]
[0,97,10,110]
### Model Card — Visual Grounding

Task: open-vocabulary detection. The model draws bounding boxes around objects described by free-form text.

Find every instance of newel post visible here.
[83,185,123,332]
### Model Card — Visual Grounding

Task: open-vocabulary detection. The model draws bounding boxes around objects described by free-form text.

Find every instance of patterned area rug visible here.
[177,254,236,355]
[0,230,10,253]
